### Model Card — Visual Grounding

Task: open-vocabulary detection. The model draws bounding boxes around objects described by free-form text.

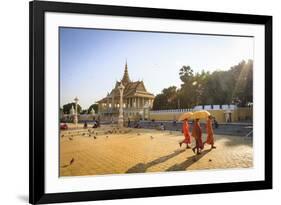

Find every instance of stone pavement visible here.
[60,125,253,176]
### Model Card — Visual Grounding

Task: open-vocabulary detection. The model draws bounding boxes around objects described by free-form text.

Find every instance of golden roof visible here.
[97,62,154,103]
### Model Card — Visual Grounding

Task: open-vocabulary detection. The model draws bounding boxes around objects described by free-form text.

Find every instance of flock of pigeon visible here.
[60,128,150,168]
[60,127,173,168]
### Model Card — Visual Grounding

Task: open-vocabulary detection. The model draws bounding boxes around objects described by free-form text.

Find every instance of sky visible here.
[60,27,253,109]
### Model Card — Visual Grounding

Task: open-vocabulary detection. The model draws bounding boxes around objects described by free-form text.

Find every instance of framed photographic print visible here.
[29,0,272,204]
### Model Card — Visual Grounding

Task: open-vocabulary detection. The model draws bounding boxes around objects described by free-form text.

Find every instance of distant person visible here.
[179,118,191,149]
[128,118,131,127]
[92,121,97,128]
[204,116,216,149]
[92,120,100,128]
[151,119,155,128]
[192,119,204,155]
[159,123,165,130]
[213,118,219,128]
[134,121,140,128]
[83,121,88,129]
[229,112,232,122]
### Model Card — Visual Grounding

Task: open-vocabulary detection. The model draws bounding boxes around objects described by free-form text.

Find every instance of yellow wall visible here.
[149,108,252,123]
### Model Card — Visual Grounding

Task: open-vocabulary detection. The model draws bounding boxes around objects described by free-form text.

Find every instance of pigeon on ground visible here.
[94,136,97,139]
[68,137,73,141]
[150,136,154,140]
[70,158,74,165]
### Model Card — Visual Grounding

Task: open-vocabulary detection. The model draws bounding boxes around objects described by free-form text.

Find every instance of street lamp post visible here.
[90,108,95,121]
[118,83,125,128]
[73,96,79,126]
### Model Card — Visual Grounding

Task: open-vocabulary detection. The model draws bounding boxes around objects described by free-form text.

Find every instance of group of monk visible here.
[179,116,216,155]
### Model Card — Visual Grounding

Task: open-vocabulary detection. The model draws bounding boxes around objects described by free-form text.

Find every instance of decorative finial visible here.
[121,59,130,84]
[74,96,79,103]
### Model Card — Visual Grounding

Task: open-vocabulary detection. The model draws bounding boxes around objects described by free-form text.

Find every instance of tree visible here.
[179,65,194,83]
[88,103,99,114]
[152,93,165,110]
[202,71,229,105]
[230,60,253,106]
[152,60,253,110]
[81,109,88,114]
[62,103,82,114]
[178,65,196,108]
[152,86,179,110]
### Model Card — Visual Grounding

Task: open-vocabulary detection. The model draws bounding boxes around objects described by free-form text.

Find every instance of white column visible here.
[73,97,79,126]
[118,83,125,127]
[112,94,115,110]
[133,98,136,108]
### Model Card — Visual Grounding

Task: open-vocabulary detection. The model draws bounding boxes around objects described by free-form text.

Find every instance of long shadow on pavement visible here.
[165,149,212,171]
[126,149,186,173]
[223,137,253,147]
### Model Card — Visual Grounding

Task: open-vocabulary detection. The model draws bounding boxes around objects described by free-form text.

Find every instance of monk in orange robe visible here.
[179,118,191,149]
[204,116,216,149]
[192,119,204,155]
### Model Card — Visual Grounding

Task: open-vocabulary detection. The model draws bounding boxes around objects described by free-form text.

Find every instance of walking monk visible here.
[179,118,191,149]
[204,116,216,149]
[192,119,204,155]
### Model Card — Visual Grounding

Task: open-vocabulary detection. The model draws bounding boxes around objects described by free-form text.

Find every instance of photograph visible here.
[29,1,272,203]
[59,27,254,177]
[0,0,277,203]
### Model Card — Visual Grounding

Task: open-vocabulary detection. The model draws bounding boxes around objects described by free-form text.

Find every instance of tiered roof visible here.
[97,62,154,103]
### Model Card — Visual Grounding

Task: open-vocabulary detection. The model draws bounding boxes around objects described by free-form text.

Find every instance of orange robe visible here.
[182,121,191,144]
[192,122,203,149]
[206,119,214,145]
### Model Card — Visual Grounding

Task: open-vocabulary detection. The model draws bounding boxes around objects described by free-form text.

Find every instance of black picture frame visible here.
[29,1,272,204]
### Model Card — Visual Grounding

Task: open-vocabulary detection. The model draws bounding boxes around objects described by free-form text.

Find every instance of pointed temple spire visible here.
[121,60,131,85]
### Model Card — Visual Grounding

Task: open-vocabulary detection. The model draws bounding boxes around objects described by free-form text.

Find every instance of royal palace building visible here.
[97,62,155,120]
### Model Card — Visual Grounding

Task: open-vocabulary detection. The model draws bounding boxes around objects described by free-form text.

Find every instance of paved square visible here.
[60,125,253,176]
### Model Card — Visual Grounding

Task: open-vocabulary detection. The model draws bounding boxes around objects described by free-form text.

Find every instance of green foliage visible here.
[62,103,82,114]
[81,109,88,114]
[179,65,193,83]
[152,60,253,110]
[152,86,179,110]
[88,103,99,114]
